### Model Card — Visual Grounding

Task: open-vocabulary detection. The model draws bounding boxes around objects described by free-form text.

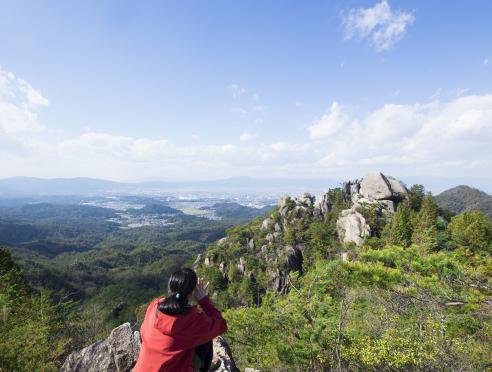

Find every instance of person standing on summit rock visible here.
[133,268,227,372]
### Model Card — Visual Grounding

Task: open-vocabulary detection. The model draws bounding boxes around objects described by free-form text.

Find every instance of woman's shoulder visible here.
[144,297,164,315]
[150,297,165,306]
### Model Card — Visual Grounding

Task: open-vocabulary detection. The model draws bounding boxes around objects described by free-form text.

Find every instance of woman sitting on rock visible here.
[134,268,227,372]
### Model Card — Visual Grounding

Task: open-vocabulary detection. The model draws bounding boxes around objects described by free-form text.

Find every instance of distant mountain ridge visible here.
[0,177,123,196]
[0,176,339,196]
[200,202,275,222]
[435,185,492,221]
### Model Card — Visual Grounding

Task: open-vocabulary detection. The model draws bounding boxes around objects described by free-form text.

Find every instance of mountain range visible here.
[0,176,339,196]
[3,176,492,197]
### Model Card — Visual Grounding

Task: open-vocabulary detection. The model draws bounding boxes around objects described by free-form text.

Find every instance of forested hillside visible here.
[0,247,75,371]
[197,173,492,371]
[0,195,277,371]
[435,185,492,222]
[0,200,234,365]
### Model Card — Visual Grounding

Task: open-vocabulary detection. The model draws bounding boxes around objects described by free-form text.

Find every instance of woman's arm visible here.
[186,295,228,347]
[185,279,228,347]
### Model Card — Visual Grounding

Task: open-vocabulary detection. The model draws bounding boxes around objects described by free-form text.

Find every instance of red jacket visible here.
[133,295,228,372]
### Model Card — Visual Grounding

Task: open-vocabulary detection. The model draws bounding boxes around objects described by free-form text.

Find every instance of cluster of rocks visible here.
[336,173,409,246]
[200,172,408,295]
[61,323,239,372]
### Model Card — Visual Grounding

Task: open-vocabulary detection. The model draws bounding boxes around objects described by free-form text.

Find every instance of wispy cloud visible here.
[343,0,415,52]
[228,84,246,99]
[0,67,48,136]
[239,131,258,142]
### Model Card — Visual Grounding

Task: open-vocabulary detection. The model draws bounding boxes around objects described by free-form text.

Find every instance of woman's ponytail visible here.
[158,268,198,316]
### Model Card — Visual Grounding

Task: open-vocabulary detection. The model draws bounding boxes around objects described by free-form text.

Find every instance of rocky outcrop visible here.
[260,217,274,231]
[61,323,140,372]
[198,172,408,296]
[336,209,371,246]
[359,173,393,200]
[285,245,303,273]
[336,172,408,246]
[210,336,240,372]
[61,323,239,372]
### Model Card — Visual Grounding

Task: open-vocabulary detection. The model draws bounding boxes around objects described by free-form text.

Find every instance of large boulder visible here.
[336,173,409,246]
[359,173,393,200]
[61,323,238,372]
[61,323,140,372]
[107,324,141,371]
[386,176,408,198]
[336,209,371,246]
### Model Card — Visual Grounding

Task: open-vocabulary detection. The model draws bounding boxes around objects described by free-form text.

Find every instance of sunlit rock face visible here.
[336,172,408,246]
[61,323,140,372]
[336,209,371,246]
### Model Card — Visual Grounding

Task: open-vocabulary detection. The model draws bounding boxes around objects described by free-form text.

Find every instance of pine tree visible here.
[448,210,492,253]
[408,184,425,212]
[412,195,440,249]
[386,202,413,247]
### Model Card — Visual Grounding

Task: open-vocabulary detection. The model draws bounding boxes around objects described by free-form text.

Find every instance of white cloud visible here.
[239,131,258,142]
[0,67,48,135]
[1,67,491,182]
[308,102,354,140]
[252,93,260,101]
[229,107,248,116]
[228,84,246,99]
[309,95,492,178]
[484,57,490,66]
[343,0,415,51]
[229,104,266,120]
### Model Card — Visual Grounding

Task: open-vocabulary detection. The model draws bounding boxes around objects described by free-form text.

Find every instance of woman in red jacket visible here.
[133,268,228,372]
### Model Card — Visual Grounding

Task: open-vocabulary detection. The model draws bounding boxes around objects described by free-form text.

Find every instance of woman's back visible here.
[133,269,227,372]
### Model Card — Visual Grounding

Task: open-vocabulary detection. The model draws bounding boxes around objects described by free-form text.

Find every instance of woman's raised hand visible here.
[192,278,209,301]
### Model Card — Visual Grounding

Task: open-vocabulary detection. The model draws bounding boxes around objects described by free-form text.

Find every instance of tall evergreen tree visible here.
[385,202,413,247]
[408,184,425,212]
[412,195,440,250]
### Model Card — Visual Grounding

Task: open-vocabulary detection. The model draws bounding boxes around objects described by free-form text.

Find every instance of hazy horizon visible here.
[1,173,492,195]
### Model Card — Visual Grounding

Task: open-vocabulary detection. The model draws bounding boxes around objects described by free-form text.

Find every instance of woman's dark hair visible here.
[158,268,197,316]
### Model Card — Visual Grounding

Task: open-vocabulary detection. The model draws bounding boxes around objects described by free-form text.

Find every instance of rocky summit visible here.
[337,172,408,246]
[199,172,408,296]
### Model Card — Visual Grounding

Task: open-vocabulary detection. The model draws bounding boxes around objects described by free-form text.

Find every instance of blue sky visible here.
[0,0,491,188]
